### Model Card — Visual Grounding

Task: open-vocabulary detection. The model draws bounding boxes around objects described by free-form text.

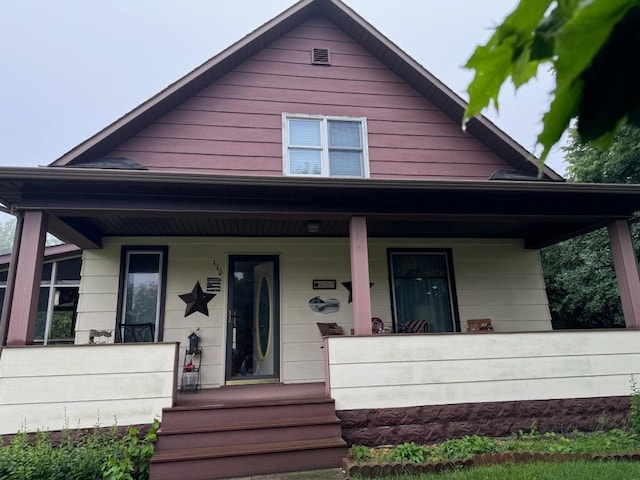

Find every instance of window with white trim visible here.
[283,114,369,177]
[0,256,81,345]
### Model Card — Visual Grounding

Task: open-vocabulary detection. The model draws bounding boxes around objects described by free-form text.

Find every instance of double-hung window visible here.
[283,114,369,177]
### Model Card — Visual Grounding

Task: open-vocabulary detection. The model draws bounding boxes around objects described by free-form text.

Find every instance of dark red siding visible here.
[110,18,513,180]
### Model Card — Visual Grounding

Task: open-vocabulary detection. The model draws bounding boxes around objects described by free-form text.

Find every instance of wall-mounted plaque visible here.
[312,279,336,290]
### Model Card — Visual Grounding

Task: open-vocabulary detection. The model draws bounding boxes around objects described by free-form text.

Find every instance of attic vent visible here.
[311,48,330,65]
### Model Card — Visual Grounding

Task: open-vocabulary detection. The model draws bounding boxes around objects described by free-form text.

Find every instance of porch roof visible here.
[0,167,638,250]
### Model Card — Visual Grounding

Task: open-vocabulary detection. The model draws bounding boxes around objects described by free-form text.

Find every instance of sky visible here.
[0,0,567,176]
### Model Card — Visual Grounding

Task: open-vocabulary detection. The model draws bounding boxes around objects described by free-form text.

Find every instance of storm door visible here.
[226,255,280,384]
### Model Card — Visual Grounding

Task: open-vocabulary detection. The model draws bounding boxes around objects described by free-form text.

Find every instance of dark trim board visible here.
[115,245,169,343]
[337,396,631,446]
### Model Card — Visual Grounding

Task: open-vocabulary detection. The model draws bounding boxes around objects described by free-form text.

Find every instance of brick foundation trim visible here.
[337,396,631,446]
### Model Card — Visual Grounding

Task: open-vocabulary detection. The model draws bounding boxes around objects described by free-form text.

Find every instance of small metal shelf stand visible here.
[180,332,201,392]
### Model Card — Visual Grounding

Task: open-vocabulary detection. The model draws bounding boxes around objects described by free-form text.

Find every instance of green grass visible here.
[349,429,640,464]
[352,460,640,480]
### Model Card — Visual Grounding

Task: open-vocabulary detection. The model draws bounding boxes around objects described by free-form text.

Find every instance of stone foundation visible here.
[337,396,630,446]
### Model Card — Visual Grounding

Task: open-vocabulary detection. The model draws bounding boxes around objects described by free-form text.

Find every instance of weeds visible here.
[387,442,430,463]
[349,445,372,463]
[0,420,159,480]
[630,375,640,435]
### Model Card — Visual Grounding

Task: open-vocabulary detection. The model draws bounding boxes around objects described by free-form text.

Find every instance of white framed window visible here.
[283,114,369,178]
[0,256,82,345]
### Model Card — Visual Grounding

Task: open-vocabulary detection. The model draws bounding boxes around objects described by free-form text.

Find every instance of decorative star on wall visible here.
[341,281,374,303]
[179,281,216,317]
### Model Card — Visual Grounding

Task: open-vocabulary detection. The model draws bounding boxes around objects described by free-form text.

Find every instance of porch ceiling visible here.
[0,168,639,249]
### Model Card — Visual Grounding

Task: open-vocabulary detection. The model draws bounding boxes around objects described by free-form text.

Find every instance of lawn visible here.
[351,460,640,479]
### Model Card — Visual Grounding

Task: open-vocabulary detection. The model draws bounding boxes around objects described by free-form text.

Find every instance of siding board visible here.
[74,237,550,388]
[101,19,512,179]
[326,331,640,410]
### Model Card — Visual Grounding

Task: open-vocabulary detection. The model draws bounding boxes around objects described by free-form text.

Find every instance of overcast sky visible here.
[0,0,567,175]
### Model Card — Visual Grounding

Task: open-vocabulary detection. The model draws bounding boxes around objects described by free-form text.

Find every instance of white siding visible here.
[326,330,640,410]
[75,237,551,388]
[0,343,177,435]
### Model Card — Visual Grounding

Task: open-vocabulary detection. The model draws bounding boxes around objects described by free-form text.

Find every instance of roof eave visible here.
[0,167,635,197]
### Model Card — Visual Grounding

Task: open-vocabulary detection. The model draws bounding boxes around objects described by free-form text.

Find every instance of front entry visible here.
[226,255,280,384]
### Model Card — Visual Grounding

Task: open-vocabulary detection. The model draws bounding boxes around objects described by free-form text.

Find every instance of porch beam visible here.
[6,211,48,345]
[608,220,640,328]
[349,216,372,336]
[47,215,102,249]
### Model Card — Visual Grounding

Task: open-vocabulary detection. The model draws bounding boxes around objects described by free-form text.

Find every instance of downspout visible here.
[0,212,23,347]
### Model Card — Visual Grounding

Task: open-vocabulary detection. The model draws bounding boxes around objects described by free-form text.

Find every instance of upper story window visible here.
[283,114,369,178]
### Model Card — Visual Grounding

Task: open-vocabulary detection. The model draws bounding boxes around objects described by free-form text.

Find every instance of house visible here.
[1,0,640,477]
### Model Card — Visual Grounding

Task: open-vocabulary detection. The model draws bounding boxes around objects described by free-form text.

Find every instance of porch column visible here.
[5,211,48,345]
[349,216,372,335]
[608,220,640,328]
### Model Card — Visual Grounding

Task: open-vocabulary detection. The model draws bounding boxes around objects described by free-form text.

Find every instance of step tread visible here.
[165,396,334,412]
[157,415,341,436]
[151,437,347,463]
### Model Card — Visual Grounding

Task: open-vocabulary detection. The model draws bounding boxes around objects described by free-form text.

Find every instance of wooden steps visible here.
[150,393,347,479]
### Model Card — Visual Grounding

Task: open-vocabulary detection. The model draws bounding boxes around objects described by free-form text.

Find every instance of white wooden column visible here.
[608,220,640,328]
[6,211,48,345]
[349,216,372,335]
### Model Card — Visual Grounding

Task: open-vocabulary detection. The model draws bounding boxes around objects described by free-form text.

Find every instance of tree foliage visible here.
[565,125,640,183]
[0,216,64,255]
[464,0,640,165]
[540,126,640,328]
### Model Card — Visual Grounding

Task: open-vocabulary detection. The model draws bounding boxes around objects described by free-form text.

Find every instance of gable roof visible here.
[48,0,562,180]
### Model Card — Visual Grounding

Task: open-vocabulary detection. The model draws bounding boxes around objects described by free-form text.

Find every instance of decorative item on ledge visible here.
[180,330,201,393]
[466,318,494,333]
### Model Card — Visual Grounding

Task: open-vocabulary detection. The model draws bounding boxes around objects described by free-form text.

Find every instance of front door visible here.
[226,255,280,383]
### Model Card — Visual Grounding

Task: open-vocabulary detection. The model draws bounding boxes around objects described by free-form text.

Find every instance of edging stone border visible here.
[342,451,640,477]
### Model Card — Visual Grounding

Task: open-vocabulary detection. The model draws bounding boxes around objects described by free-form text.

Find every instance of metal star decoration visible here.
[179,281,215,317]
[341,281,374,303]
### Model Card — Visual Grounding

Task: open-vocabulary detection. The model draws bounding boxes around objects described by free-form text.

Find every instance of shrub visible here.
[0,420,159,480]
[436,435,500,460]
[348,445,372,463]
[387,442,430,463]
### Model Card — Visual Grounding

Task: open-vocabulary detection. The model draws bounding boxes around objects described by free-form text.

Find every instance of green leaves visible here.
[464,0,639,166]
[464,0,550,120]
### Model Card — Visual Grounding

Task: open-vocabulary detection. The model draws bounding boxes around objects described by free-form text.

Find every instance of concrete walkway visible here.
[232,468,346,479]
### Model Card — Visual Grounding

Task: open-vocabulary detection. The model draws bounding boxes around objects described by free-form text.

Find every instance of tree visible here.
[540,126,640,328]
[0,217,16,255]
[565,125,640,183]
[0,216,63,255]
[464,0,640,166]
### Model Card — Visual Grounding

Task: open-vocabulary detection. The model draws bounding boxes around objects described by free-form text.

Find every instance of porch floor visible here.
[175,382,327,407]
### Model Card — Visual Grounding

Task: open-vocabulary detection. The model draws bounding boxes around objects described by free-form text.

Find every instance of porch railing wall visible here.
[0,343,178,435]
[325,330,640,411]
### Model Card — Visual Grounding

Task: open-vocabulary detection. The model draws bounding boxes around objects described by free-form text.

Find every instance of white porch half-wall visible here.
[0,343,177,435]
[325,330,640,411]
[74,236,552,389]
